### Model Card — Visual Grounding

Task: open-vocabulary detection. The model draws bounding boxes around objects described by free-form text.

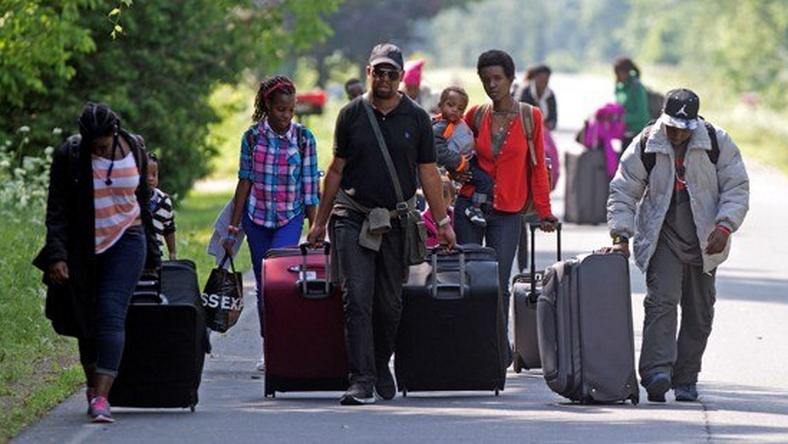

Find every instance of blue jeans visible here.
[78,225,147,377]
[454,197,522,345]
[243,212,305,337]
[469,157,493,207]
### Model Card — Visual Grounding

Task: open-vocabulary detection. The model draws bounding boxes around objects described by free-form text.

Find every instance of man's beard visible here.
[372,87,397,100]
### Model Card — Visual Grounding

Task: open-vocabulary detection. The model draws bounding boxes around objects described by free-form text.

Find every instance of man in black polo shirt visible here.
[308,43,455,405]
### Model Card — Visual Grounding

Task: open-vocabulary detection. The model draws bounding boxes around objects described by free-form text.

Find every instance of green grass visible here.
[643,65,788,174]
[175,188,252,288]
[0,207,82,442]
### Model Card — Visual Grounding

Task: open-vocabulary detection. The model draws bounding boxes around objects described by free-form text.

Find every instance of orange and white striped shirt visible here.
[92,152,141,253]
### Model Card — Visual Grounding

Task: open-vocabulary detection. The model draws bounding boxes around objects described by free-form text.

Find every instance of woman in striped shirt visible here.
[223,76,320,371]
[34,103,160,423]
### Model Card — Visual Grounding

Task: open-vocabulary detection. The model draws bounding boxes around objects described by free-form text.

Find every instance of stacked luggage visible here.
[511,223,561,373]
[109,260,207,411]
[537,252,639,404]
[262,243,348,397]
[395,245,508,396]
[564,146,610,225]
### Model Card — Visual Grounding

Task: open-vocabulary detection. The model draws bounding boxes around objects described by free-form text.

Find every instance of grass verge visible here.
[0,207,82,442]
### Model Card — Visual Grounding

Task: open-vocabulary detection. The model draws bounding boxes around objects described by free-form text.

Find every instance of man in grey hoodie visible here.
[606,88,750,403]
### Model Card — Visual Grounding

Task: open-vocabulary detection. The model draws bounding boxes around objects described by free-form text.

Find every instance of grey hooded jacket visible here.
[607,119,749,273]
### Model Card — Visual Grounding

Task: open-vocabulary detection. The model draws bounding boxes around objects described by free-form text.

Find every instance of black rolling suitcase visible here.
[109,260,206,411]
[511,223,562,373]
[564,147,609,225]
[537,252,639,404]
[395,245,508,396]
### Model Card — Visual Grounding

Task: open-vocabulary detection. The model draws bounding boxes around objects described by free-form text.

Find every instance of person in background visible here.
[433,86,491,227]
[34,103,160,423]
[516,64,557,131]
[144,151,177,260]
[606,89,749,403]
[614,57,650,151]
[423,176,456,248]
[345,78,364,101]
[402,59,438,113]
[515,63,559,271]
[223,75,320,372]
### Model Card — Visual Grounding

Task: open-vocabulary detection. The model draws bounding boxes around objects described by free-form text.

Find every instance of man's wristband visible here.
[715,225,731,236]
[437,215,451,228]
[612,234,628,245]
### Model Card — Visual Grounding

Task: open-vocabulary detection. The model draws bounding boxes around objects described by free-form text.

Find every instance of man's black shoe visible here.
[375,366,396,401]
[643,372,671,403]
[340,383,376,406]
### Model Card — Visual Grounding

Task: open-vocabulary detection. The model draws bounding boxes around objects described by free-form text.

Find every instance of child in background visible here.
[146,152,177,260]
[433,86,492,227]
[423,176,456,248]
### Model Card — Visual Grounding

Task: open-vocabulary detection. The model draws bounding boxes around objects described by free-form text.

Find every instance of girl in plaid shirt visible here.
[223,76,320,370]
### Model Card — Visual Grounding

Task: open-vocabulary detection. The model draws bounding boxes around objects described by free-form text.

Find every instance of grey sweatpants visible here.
[639,241,717,387]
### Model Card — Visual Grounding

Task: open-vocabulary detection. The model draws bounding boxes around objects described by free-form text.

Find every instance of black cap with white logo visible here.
[368,43,404,71]
[660,88,700,130]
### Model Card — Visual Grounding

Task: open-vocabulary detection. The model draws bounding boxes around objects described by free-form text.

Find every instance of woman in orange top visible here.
[455,50,558,362]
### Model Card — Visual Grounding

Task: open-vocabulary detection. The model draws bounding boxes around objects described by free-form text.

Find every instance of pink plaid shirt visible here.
[238,120,319,228]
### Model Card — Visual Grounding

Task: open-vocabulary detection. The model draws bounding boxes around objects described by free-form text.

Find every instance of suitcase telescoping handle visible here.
[298,241,331,297]
[428,245,467,300]
[528,222,562,299]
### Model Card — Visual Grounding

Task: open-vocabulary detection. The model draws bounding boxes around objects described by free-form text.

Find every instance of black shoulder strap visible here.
[641,121,720,175]
[704,121,719,164]
[66,135,82,182]
[361,95,405,206]
[296,124,305,156]
[639,124,656,174]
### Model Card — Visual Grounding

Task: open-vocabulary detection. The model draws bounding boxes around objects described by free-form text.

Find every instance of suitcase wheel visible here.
[190,404,196,413]
[402,389,408,398]
[494,389,500,397]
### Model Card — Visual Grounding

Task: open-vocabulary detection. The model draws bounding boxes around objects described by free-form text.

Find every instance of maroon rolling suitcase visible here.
[262,243,348,397]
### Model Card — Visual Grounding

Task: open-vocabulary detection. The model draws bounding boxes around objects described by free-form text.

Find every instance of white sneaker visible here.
[256,354,265,372]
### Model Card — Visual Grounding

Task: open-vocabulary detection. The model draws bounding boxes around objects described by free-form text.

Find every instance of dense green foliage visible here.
[1,0,340,200]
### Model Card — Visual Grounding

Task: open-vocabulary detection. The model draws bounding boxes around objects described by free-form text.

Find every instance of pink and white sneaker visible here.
[88,396,114,423]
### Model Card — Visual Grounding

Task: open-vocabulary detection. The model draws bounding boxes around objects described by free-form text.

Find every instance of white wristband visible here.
[437,215,451,227]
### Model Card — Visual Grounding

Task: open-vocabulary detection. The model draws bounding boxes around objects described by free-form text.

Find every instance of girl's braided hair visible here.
[252,76,296,122]
[78,102,120,141]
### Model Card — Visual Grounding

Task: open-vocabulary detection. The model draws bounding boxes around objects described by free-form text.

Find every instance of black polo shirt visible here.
[334,95,436,210]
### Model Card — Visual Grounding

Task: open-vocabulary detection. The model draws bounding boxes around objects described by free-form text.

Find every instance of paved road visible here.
[14,74,788,443]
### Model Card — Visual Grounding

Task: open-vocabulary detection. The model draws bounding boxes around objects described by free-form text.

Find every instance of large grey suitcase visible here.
[511,223,562,373]
[537,253,639,404]
[563,147,609,225]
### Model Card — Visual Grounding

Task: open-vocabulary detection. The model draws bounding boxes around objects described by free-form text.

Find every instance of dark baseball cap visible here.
[660,88,700,130]
[368,43,404,71]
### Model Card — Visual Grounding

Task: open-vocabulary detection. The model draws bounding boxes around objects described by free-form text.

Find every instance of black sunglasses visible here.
[372,68,402,81]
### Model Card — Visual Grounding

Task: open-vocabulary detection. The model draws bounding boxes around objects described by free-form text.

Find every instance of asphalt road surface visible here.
[14,74,788,443]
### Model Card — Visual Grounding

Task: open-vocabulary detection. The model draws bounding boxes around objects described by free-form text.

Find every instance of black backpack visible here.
[639,121,719,174]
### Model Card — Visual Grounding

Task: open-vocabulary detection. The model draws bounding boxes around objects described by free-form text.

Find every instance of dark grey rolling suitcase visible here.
[564,148,609,225]
[537,253,639,404]
[395,245,508,396]
[109,260,206,411]
[511,223,562,373]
